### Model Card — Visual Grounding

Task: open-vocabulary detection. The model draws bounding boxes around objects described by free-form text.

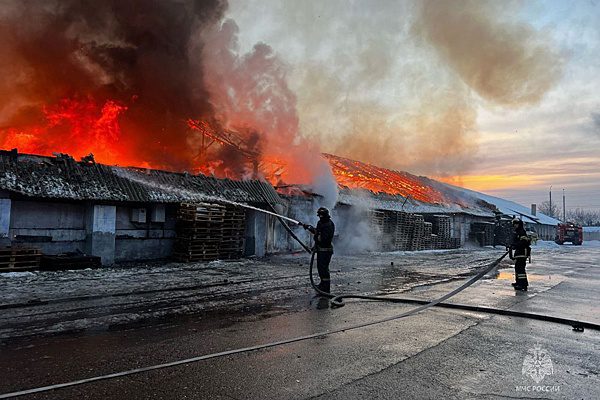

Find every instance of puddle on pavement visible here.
[494,271,554,282]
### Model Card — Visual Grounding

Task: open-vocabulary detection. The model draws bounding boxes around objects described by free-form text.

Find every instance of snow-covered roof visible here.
[450,186,561,226]
[336,189,494,217]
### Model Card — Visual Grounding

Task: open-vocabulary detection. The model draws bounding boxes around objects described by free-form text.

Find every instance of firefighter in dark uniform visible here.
[302,207,335,294]
[509,218,530,291]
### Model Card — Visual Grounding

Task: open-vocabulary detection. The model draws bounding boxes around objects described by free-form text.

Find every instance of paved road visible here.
[1,243,598,399]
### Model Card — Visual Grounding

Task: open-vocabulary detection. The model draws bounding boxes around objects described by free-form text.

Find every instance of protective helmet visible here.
[512,218,522,226]
[317,207,330,218]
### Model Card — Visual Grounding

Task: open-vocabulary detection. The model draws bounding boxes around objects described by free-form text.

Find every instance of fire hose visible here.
[1,203,597,399]
[259,195,598,332]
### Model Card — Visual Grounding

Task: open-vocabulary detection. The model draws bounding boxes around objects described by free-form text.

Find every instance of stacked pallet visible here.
[394,211,413,251]
[382,211,399,251]
[368,210,385,233]
[410,214,425,250]
[423,222,433,250]
[219,204,246,260]
[449,238,461,249]
[433,215,451,238]
[174,202,246,262]
[174,203,225,262]
[0,247,42,272]
[470,222,494,246]
[368,210,385,246]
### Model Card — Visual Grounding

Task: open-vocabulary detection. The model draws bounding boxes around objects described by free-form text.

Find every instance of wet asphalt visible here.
[0,243,598,399]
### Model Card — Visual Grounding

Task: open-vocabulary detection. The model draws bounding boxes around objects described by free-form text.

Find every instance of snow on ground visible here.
[1,243,596,341]
[0,248,506,340]
[534,240,562,249]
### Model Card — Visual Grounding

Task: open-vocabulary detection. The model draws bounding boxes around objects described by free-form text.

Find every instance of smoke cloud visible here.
[231,0,563,177]
[199,18,338,201]
[0,0,227,169]
[415,0,563,107]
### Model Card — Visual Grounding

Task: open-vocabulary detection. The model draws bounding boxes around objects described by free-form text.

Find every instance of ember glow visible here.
[2,98,129,166]
[325,154,447,204]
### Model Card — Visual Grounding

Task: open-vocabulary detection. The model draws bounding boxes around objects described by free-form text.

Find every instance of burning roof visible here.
[0,150,282,205]
[325,153,447,203]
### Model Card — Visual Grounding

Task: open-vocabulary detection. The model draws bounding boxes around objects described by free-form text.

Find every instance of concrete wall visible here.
[114,204,177,262]
[5,199,181,265]
[85,204,116,265]
[244,210,268,257]
[10,200,87,254]
[115,238,174,261]
[0,199,11,246]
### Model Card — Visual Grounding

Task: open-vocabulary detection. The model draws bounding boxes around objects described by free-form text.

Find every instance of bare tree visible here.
[567,208,600,226]
[538,200,560,218]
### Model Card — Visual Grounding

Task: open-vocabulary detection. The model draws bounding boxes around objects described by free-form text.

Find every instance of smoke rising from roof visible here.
[230,0,563,177]
[0,0,227,169]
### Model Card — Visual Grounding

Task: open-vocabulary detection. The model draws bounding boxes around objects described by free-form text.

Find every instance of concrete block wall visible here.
[85,204,116,265]
[5,200,182,265]
[9,200,87,254]
[114,204,177,262]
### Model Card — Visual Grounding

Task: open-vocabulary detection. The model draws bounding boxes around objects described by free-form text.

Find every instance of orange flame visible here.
[2,98,130,166]
[2,98,449,204]
[325,154,446,203]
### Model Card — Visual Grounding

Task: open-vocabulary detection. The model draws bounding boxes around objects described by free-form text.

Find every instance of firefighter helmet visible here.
[317,207,330,218]
[512,218,522,227]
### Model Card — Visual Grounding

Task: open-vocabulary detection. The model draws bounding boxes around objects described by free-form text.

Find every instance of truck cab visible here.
[555,222,583,245]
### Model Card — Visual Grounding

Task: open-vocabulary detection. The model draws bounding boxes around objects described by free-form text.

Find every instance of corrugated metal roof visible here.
[448,185,561,226]
[0,151,283,205]
[336,189,495,217]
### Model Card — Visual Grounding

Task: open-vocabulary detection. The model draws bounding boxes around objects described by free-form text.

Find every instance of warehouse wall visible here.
[114,204,177,262]
[9,200,87,254]
[5,199,183,265]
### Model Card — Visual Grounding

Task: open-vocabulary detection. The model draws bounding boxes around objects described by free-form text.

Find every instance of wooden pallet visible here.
[174,202,246,262]
[0,247,42,272]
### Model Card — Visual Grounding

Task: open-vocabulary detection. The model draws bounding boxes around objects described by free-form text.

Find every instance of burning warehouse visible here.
[0,0,563,269]
[0,148,558,270]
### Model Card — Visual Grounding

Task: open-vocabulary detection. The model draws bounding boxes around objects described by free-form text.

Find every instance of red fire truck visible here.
[555,223,583,245]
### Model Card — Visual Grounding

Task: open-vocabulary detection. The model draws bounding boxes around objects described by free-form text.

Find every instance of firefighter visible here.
[509,218,530,291]
[301,207,335,294]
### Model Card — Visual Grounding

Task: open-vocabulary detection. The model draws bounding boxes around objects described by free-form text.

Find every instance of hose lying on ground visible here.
[2,211,597,399]
[258,193,598,332]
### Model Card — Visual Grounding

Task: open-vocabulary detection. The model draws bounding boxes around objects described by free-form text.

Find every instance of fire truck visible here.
[555,222,583,245]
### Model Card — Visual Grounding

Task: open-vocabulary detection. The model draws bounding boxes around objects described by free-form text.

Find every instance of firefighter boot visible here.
[317,280,330,294]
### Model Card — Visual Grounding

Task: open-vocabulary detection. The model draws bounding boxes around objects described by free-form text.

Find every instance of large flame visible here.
[1,96,458,205]
[325,153,446,204]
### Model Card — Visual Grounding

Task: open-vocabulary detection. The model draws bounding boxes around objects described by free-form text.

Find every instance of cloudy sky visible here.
[226,0,600,211]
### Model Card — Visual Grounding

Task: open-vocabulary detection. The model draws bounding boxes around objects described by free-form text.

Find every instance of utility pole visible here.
[549,185,553,217]
[563,188,566,222]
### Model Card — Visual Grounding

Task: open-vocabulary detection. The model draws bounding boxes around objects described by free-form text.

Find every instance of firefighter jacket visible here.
[314,218,335,252]
[511,227,531,259]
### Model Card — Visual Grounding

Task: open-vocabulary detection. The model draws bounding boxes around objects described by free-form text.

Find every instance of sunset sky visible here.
[228,0,600,211]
